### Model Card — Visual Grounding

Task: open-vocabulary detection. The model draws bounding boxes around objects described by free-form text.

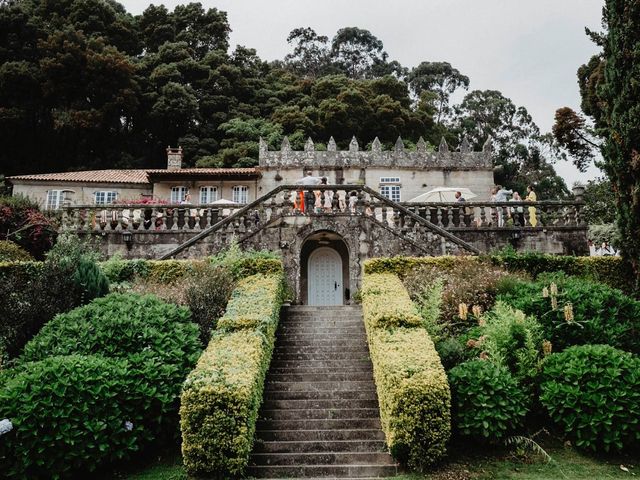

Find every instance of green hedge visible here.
[361,273,451,470]
[180,272,284,477]
[100,257,283,284]
[361,273,423,328]
[363,254,635,294]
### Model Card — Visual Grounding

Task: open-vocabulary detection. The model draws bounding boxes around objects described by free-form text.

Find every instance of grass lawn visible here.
[110,438,638,480]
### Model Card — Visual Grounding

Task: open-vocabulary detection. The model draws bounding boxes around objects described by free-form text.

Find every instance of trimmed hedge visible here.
[363,254,635,294]
[180,272,284,477]
[100,257,283,284]
[0,241,34,262]
[361,273,423,328]
[361,273,450,469]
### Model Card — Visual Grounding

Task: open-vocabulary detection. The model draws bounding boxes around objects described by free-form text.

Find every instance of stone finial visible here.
[328,136,337,152]
[371,137,382,153]
[304,137,314,152]
[349,136,359,152]
[438,137,449,153]
[394,136,404,152]
[258,137,268,156]
[482,136,493,153]
[460,136,471,153]
[281,136,291,152]
[416,136,427,153]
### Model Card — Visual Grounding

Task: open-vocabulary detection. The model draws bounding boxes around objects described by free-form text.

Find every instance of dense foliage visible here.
[20,293,202,442]
[552,1,640,283]
[361,272,451,470]
[0,238,109,358]
[0,239,33,261]
[497,272,640,354]
[0,1,568,197]
[448,359,528,442]
[0,355,147,479]
[180,272,284,477]
[0,195,56,259]
[540,345,640,452]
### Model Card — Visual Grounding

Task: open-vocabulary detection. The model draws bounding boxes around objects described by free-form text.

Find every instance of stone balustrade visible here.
[61,185,585,235]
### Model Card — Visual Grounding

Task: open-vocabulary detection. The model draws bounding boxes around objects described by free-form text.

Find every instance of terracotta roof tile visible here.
[7,169,150,184]
[7,167,260,185]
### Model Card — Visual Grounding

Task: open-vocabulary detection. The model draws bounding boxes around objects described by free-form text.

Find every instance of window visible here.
[200,186,218,204]
[170,186,188,203]
[232,185,249,204]
[45,190,63,210]
[380,185,401,202]
[380,177,401,184]
[379,177,401,202]
[94,191,118,205]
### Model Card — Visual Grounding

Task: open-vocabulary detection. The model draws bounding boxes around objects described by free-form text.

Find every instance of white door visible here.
[308,247,343,306]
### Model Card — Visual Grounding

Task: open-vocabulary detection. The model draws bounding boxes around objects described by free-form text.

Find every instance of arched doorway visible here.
[308,247,343,306]
[300,230,350,305]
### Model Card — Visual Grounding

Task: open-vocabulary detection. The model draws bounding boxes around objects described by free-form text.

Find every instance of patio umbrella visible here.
[408,187,477,203]
[209,198,238,205]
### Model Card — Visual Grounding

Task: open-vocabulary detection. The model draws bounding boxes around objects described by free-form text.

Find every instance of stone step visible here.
[277,328,366,336]
[257,418,382,431]
[251,451,395,467]
[269,360,373,370]
[273,348,370,357]
[264,390,379,401]
[265,381,375,392]
[263,399,378,410]
[268,372,374,383]
[262,408,379,421]
[272,353,371,361]
[258,429,386,442]
[268,366,373,375]
[254,439,388,454]
[285,306,362,312]
[246,463,397,478]
[275,334,366,342]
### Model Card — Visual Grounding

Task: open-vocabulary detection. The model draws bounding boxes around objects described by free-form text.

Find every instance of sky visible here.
[121,0,606,186]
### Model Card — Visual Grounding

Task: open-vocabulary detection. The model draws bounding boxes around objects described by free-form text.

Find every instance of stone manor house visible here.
[7,136,587,306]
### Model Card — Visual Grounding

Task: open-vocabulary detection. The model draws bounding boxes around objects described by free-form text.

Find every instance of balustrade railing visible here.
[61,186,585,234]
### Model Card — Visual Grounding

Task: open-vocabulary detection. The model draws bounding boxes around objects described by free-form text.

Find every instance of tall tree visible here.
[284,27,330,78]
[330,27,386,79]
[600,0,640,281]
[408,61,469,124]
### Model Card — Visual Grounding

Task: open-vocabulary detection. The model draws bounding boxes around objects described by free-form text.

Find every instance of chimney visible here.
[167,146,183,170]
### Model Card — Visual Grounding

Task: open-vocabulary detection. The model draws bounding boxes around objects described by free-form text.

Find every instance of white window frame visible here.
[170,186,188,204]
[380,185,401,202]
[94,191,118,205]
[232,185,249,204]
[199,186,218,204]
[45,190,63,210]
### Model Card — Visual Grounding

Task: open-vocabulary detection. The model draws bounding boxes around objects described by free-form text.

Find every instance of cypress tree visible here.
[602,0,640,284]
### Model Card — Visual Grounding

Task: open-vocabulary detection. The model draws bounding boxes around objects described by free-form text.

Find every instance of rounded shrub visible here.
[20,293,202,440]
[540,344,640,452]
[448,359,528,442]
[0,355,147,479]
[0,240,33,261]
[497,272,640,354]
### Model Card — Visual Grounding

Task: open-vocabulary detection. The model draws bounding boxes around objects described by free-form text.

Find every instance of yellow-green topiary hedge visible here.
[361,273,423,328]
[364,255,636,294]
[180,272,284,477]
[361,273,451,470]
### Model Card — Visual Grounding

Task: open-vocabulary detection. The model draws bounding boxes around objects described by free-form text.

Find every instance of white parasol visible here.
[408,187,477,203]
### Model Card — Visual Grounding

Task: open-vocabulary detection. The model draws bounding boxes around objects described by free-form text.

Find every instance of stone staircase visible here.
[248,305,398,479]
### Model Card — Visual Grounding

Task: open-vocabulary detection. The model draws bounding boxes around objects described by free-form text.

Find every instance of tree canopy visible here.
[0,0,568,198]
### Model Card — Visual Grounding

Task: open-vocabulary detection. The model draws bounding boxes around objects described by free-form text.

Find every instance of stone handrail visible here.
[60,186,586,258]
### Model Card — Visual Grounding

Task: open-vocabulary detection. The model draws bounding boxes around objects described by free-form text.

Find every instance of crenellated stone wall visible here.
[257,136,496,202]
